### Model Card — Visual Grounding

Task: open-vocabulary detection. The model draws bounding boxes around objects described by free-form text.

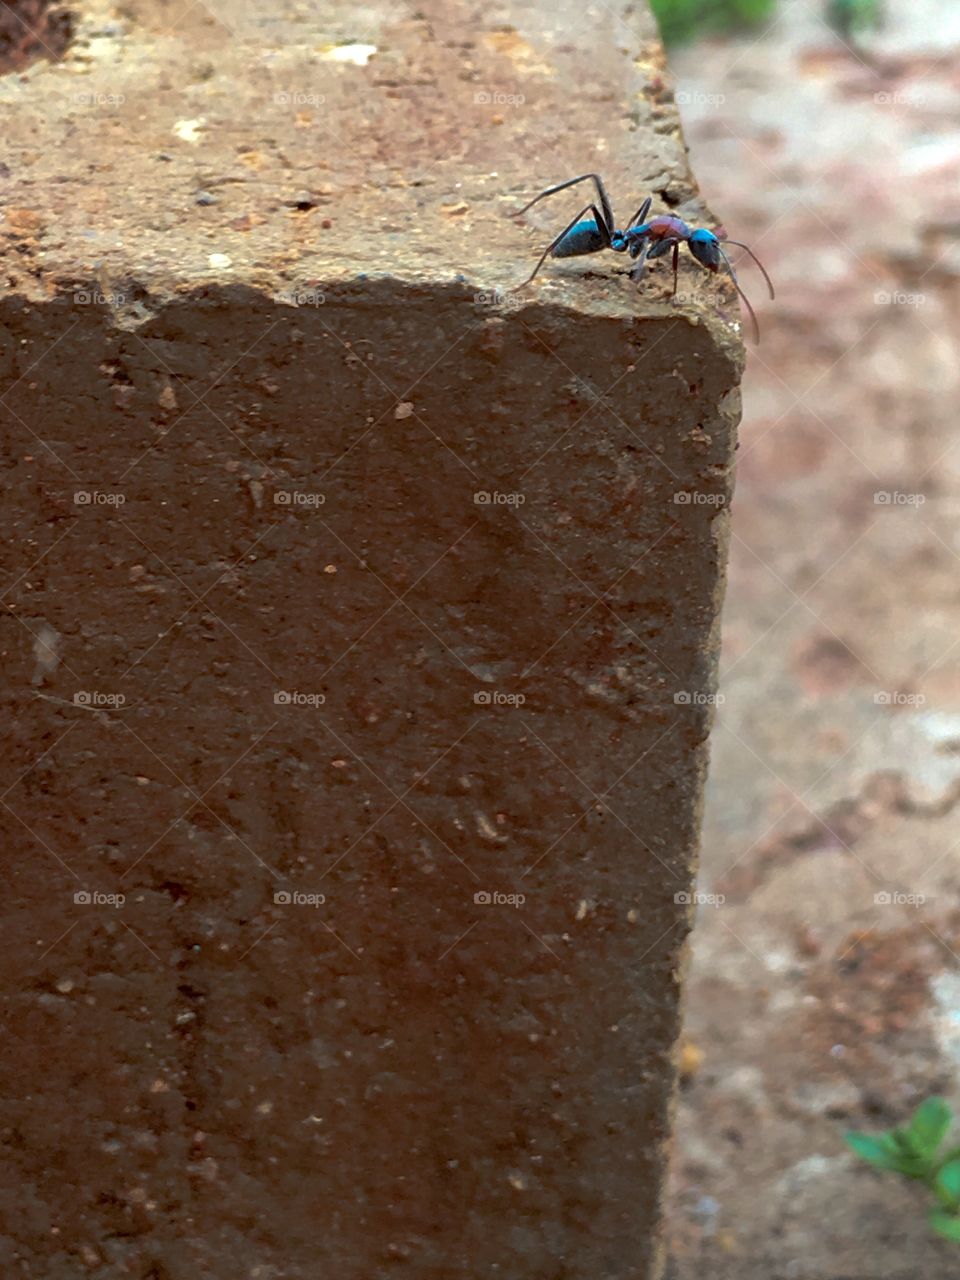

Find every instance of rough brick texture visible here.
[0,1,742,1276]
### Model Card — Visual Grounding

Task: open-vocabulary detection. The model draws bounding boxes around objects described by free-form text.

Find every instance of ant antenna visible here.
[720,240,775,300]
[717,248,761,344]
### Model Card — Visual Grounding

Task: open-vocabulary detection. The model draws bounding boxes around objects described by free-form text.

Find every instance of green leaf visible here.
[846,1129,935,1178]
[930,1209,960,1243]
[846,1131,906,1171]
[828,0,882,37]
[733,0,776,20]
[910,1098,952,1156]
[650,0,775,45]
[935,1160,960,1209]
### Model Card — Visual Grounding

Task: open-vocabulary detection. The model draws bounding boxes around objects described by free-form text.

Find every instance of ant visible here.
[511,172,774,343]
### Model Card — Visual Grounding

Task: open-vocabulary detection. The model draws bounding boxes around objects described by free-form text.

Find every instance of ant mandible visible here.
[511,172,774,343]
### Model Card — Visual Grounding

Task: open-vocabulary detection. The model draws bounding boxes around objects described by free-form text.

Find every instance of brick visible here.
[0,1,741,1276]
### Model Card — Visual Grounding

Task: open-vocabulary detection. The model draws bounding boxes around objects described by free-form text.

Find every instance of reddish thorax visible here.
[640,214,692,241]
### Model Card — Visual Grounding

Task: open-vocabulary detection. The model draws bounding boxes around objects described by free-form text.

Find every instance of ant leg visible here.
[625,196,652,229]
[628,238,652,282]
[515,203,612,289]
[512,173,615,238]
[639,237,684,294]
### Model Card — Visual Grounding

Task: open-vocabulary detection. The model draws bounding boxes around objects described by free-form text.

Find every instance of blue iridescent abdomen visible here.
[551,220,607,259]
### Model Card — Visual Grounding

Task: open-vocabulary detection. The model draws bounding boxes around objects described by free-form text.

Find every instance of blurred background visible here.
[654,1,960,1276]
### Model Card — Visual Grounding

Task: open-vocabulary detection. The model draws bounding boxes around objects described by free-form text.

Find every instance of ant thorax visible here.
[645,215,692,240]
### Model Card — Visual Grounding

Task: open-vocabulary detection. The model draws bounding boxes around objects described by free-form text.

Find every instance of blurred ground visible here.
[664,3,960,1276]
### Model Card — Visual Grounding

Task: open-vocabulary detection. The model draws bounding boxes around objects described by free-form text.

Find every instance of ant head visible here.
[688,228,721,271]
